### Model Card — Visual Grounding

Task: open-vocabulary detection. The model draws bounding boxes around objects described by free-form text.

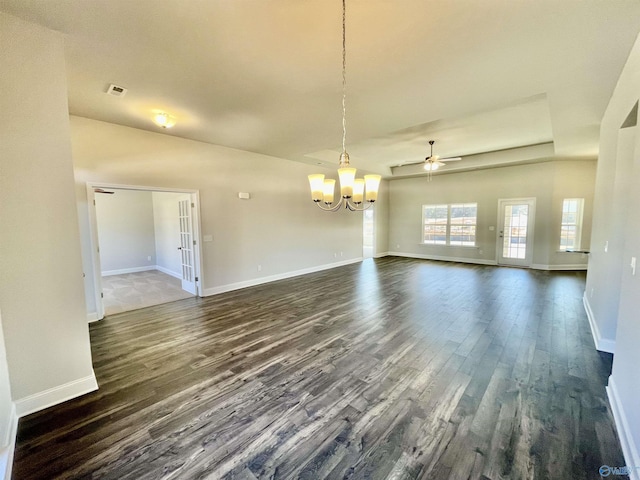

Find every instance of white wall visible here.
[587,32,640,477]
[388,160,596,268]
[95,189,157,274]
[585,127,636,351]
[71,116,365,303]
[152,192,183,277]
[374,180,390,256]
[0,12,96,412]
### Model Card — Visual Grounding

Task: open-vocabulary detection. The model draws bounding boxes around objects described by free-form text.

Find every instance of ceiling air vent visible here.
[106,84,127,97]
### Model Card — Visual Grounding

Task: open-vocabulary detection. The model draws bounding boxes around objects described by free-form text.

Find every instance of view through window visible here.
[560,198,584,250]
[423,203,477,246]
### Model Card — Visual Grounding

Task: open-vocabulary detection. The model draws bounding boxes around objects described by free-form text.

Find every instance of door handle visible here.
[177,247,182,250]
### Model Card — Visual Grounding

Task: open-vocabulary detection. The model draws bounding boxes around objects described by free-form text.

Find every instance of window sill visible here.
[419,244,479,249]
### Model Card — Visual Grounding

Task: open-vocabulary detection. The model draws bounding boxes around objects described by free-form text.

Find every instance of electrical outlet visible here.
[590,288,594,298]
[257,264,262,272]
[396,244,400,249]
[605,240,609,253]
[340,251,343,257]
[147,256,151,261]
[479,250,483,255]
[631,257,636,276]
[334,253,338,258]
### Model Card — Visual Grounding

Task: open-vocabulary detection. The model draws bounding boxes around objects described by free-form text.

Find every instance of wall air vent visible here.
[106,84,127,97]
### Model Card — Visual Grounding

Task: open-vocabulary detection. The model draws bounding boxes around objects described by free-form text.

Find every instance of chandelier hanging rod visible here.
[307,0,381,212]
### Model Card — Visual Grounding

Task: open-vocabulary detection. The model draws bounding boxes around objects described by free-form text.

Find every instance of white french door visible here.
[178,195,197,295]
[497,198,536,267]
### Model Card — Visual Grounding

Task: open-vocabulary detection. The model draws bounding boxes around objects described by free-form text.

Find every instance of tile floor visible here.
[101,270,194,315]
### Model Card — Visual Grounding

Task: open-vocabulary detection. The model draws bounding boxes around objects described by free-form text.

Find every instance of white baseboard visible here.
[373,252,390,258]
[583,293,616,353]
[155,265,181,279]
[607,375,640,480]
[102,265,156,276]
[87,311,100,323]
[0,403,17,480]
[202,258,363,296]
[387,251,498,266]
[530,263,588,271]
[15,371,98,418]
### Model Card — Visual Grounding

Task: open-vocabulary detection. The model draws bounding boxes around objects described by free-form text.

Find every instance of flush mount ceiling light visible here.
[308,0,381,212]
[153,112,176,129]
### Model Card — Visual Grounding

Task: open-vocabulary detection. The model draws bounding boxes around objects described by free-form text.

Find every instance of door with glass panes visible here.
[497,198,536,267]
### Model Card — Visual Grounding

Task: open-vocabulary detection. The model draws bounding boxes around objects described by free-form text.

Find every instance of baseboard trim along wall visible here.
[155,265,181,279]
[530,263,588,271]
[202,258,364,297]
[14,372,98,418]
[387,251,498,266]
[583,293,616,354]
[0,404,18,480]
[102,265,156,276]
[607,375,640,480]
[87,312,100,323]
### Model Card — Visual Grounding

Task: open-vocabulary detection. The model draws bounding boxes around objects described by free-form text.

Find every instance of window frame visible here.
[559,198,584,251]
[422,202,478,247]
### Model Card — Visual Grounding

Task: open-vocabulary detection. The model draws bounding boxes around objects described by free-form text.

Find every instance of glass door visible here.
[497,198,536,267]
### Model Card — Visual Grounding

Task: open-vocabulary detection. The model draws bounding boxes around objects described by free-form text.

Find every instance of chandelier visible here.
[308,0,381,212]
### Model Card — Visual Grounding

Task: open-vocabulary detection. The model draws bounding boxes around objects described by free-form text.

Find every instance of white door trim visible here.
[86,182,204,321]
[496,197,537,267]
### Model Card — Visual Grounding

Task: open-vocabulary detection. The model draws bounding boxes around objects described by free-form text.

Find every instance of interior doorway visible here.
[87,183,203,319]
[363,207,375,258]
[497,198,536,267]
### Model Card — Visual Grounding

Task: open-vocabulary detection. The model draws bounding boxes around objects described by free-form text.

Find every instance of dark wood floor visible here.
[14,257,625,479]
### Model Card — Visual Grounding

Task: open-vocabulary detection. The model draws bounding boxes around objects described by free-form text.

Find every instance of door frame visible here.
[86,182,204,320]
[496,197,537,267]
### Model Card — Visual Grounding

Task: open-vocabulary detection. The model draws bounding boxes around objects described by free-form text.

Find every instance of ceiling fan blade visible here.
[440,157,462,162]
[396,160,426,167]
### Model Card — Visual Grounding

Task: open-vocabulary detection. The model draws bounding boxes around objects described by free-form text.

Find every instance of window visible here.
[423,203,477,246]
[560,198,584,250]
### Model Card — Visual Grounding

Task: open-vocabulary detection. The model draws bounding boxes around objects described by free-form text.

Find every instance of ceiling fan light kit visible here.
[421,140,462,180]
[307,0,381,212]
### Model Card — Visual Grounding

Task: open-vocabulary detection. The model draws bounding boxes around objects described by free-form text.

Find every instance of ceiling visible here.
[3,0,640,177]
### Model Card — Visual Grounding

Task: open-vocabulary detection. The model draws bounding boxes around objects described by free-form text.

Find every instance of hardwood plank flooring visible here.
[13,257,626,479]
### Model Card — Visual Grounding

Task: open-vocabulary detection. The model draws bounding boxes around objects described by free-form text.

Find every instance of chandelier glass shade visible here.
[308,0,381,212]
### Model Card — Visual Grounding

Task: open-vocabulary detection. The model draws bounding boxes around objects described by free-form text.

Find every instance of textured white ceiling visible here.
[2,0,640,177]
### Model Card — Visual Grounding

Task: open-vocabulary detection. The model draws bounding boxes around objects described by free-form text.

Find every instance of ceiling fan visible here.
[421,140,462,172]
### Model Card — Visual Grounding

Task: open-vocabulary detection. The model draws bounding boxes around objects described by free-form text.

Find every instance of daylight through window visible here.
[560,198,584,251]
[423,203,477,246]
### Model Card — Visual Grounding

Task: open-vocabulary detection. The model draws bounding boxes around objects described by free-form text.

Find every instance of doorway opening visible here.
[363,207,375,259]
[87,183,203,319]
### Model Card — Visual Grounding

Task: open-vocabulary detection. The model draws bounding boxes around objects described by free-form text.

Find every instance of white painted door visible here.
[178,196,197,294]
[497,198,536,267]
